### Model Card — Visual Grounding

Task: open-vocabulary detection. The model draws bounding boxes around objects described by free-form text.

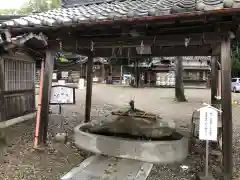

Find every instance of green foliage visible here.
[0,9,19,14]
[21,0,60,13]
[232,40,240,77]
[0,0,60,15]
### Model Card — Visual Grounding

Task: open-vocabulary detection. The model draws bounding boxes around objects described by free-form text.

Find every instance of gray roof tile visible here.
[0,0,240,28]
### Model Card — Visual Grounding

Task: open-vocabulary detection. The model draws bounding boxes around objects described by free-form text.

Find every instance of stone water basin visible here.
[74,116,188,164]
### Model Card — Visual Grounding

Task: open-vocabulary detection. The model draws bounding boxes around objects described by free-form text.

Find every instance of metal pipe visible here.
[34,60,44,149]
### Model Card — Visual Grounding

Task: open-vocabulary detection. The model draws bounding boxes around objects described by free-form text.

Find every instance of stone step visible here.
[61,155,153,180]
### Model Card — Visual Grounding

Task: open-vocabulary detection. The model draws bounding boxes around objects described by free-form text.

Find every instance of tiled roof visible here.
[1,0,240,28]
[0,15,25,23]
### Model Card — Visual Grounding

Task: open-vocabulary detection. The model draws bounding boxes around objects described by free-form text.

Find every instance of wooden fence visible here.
[1,53,36,121]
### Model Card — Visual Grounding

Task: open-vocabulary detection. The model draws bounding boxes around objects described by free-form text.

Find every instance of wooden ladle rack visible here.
[111,100,161,122]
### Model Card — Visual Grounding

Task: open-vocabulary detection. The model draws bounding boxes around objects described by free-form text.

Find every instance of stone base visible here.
[196,172,215,180]
[74,123,189,164]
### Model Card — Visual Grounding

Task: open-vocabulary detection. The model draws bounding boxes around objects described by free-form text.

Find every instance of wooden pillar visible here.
[120,65,123,85]
[80,63,83,78]
[101,63,105,83]
[0,58,6,143]
[218,69,221,96]
[0,58,5,122]
[175,56,186,102]
[136,59,140,87]
[39,50,55,144]
[211,56,218,106]
[85,64,87,79]
[133,59,137,87]
[84,53,93,123]
[221,35,232,179]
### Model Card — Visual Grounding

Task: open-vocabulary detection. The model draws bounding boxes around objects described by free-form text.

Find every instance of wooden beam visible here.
[220,34,232,179]
[76,45,214,58]
[55,32,222,48]
[85,53,93,123]
[211,56,218,106]
[39,50,55,144]
[175,56,186,102]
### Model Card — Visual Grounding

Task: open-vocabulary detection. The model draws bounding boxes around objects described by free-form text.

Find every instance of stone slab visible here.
[61,155,153,180]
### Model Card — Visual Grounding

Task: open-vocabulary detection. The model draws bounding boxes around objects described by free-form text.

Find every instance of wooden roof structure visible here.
[0,1,239,58]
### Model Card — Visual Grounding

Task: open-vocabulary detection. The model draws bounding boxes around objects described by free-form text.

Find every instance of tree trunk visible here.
[175,56,186,102]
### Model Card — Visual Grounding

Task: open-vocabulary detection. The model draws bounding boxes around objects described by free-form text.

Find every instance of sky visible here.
[0,0,28,9]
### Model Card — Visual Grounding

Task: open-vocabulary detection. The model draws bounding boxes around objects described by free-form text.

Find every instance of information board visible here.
[199,106,218,141]
[52,73,57,80]
[61,71,68,78]
[50,85,76,105]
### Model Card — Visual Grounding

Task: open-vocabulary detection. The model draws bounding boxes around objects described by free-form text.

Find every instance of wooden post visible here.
[211,56,218,106]
[84,53,93,123]
[0,58,5,122]
[80,63,83,78]
[221,35,232,179]
[136,59,140,87]
[134,59,137,87]
[175,56,186,102]
[101,63,105,83]
[39,50,55,144]
[0,57,6,144]
[120,65,123,85]
[85,64,87,79]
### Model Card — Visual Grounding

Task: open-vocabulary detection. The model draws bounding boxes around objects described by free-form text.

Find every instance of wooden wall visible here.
[1,51,36,121]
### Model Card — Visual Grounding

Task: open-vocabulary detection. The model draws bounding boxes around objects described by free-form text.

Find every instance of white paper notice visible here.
[199,106,218,141]
[50,86,74,104]
[52,73,57,80]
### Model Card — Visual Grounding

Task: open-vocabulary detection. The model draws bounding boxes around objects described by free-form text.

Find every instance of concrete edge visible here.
[0,112,36,129]
[74,123,189,164]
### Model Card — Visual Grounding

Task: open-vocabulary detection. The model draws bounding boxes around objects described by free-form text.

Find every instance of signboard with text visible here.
[199,106,218,141]
[50,85,76,105]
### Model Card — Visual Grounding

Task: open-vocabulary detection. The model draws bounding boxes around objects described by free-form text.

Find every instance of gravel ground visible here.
[1,84,240,180]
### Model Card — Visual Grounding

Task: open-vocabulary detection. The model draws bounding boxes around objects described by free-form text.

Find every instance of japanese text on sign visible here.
[199,106,218,141]
[50,86,75,104]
